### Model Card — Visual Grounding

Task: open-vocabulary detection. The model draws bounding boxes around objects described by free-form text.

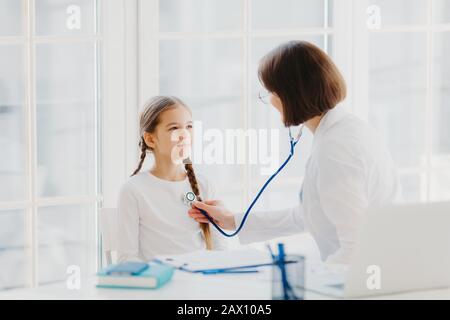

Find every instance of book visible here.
[97,262,174,289]
[106,261,149,276]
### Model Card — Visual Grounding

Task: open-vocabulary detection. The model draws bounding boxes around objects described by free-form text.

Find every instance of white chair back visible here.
[99,207,118,266]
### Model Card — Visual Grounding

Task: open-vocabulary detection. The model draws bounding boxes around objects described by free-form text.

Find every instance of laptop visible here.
[305,201,450,298]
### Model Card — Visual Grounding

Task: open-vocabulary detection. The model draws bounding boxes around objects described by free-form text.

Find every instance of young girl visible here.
[117,96,227,263]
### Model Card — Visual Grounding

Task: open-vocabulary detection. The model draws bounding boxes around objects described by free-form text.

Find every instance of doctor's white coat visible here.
[234,105,400,264]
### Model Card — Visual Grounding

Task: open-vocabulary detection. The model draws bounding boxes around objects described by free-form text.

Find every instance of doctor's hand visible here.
[188,200,236,230]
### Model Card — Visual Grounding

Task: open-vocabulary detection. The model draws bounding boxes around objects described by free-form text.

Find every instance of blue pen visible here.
[277,243,289,300]
[277,243,299,300]
[267,244,275,260]
[202,269,260,275]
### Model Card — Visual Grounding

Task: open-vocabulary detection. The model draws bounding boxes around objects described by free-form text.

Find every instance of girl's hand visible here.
[188,200,236,230]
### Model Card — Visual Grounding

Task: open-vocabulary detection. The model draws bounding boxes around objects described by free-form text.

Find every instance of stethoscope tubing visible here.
[196,125,304,237]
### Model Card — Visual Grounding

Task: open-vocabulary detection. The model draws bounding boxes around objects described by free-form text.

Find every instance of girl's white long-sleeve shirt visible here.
[117,171,228,263]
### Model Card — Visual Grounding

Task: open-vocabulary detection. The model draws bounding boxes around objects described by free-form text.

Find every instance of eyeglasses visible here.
[258,90,271,105]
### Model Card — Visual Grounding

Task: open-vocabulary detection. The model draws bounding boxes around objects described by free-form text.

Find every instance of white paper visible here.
[154,248,274,272]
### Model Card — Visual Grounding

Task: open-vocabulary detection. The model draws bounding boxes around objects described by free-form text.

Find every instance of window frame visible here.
[352,0,450,202]
[0,0,126,289]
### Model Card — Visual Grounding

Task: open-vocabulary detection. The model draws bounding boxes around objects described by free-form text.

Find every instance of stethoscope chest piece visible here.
[182,191,197,206]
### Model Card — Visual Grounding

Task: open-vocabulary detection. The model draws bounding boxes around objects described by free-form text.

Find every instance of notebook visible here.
[106,262,149,276]
[97,262,174,289]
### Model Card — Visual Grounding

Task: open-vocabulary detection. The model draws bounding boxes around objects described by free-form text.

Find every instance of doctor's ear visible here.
[143,132,156,150]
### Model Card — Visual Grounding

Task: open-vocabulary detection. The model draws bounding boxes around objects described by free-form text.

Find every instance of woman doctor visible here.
[188,40,400,264]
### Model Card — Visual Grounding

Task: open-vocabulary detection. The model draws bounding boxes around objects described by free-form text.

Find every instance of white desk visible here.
[0,269,272,300]
[1,268,449,300]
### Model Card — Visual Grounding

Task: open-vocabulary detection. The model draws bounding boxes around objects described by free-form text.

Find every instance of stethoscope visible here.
[183,125,304,238]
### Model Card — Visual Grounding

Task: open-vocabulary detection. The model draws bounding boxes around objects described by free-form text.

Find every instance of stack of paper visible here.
[154,248,274,273]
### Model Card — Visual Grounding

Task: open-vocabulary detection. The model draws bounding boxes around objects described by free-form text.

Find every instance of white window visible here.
[0,0,101,290]
[352,0,450,202]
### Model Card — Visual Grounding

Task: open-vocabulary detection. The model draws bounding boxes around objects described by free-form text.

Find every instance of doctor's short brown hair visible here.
[258,40,346,126]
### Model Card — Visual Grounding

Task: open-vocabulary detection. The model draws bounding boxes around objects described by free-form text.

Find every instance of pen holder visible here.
[271,254,305,300]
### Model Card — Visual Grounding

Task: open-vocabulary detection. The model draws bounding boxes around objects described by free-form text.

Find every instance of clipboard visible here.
[153,248,277,273]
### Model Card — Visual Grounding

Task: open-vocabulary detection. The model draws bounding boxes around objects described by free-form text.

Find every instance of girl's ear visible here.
[143,131,156,150]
